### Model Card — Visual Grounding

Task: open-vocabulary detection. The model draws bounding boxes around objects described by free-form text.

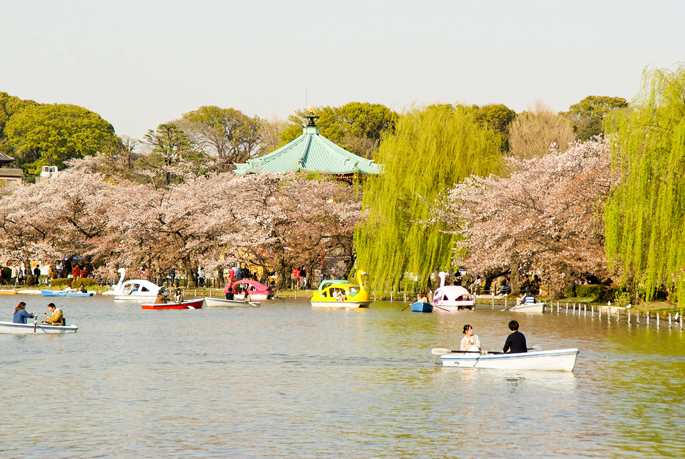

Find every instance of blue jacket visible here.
[13,309,35,324]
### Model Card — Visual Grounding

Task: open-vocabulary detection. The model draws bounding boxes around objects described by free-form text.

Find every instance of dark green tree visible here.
[4,103,118,175]
[561,95,628,141]
[143,123,206,187]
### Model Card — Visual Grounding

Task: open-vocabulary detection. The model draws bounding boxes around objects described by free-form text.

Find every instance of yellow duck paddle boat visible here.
[310,271,371,308]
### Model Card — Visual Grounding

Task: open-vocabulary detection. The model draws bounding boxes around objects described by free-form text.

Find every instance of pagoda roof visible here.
[0,150,15,165]
[234,118,380,176]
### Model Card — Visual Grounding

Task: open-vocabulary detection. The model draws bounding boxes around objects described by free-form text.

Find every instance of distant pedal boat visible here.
[0,321,78,334]
[435,348,579,372]
[141,299,205,310]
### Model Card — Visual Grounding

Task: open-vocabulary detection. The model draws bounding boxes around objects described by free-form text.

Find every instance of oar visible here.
[528,344,542,351]
[401,303,412,311]
[433,305,450,312]
[33,314,37,334]
[431,348,483,355]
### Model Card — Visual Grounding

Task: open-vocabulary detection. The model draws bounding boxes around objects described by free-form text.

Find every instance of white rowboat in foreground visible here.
[0,321,78,334]
[432,348,579,371]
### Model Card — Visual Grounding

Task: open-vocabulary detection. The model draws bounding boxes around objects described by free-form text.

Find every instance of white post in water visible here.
[404,292,406,302]
[584,304,587,316]
[592,305,595,317]
[646,312,650,325]
[505,296,507,309]
[491,294,494,309]
[390,291,393,302]
[627,309,630,324]
[599,307,602,319]
[636,311,640,324]
[680,314,683,329]
[557,302,560,313]
[668,314,672,328]
[617,309,620,321]
[657,313,660,327]
[566,303,568,314]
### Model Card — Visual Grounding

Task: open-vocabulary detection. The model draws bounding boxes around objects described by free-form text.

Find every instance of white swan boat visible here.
[0,321,78,334]
[509,302,546,313]
[110,268,161,301]
[432,272,476,311]
[432,348,579,371]
[204,297,260,307]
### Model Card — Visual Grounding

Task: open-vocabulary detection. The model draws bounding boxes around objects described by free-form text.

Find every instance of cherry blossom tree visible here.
[434,138,614,296]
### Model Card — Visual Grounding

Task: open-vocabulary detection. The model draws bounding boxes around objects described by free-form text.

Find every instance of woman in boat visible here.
[244,289,252,302]
[13,302,35,324]
[417,291,429,303]
[460,324,481,351]
[42,303,65,326]
[174,288,184,303]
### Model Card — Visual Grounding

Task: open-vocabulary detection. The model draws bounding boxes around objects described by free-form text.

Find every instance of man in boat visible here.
[503,320,527,353]
[154,287,169,304]
[42,303,65,326]
[520,291,536,304]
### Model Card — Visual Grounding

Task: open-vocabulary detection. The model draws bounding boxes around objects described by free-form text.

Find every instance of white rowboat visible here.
[0,321,78,334]
[508,302,546,313]
[434,348,579,371]
[204,297,260,307]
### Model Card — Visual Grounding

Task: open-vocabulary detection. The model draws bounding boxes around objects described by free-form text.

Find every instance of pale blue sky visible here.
[2,0,684,140]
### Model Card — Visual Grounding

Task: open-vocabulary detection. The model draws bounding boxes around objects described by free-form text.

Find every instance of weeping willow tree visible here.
[604,65,685,309]
[354,104,503,292]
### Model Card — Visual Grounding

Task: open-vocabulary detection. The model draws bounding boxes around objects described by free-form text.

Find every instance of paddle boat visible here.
[431,347,579,371]
[432,272,476,311]
[41,289,94,297]
[110,268,161,301]
[0,321,78,334]
[411,302,433,313]
[204,297,260,307]
[227,279,274,301]
[141,299,205,310]
[310,271,371,308]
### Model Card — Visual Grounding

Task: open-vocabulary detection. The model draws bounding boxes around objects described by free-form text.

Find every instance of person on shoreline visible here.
[42,303,65,326]
[460,324,481,351]
[13,302,35,324]
[503,320,527,353]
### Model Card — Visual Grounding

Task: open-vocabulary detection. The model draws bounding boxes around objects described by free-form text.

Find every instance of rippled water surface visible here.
[1,296,684,458]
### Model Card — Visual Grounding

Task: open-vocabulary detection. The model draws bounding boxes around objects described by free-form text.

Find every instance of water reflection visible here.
[0,296,683,457]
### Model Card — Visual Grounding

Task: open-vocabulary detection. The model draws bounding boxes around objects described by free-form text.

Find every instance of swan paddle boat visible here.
[431,347,579,371]
[0,321,78,334]
[110,268,161,301]
[41,289,94,297]
[432,272,476,311]
[141,299,205,310]
[226,279,274,301]
[204,297,260,307]
[310,271,371,308]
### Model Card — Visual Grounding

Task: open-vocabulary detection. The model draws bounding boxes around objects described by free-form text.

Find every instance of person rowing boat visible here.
[503,320,527,353]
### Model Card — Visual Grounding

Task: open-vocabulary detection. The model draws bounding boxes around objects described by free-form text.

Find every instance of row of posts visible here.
[554,301,682,329]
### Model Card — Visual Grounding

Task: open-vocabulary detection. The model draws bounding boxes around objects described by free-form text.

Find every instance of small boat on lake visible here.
[141,299,205,310]
[227,279,274,301]
[432,272,476,311]
[204,297,260,307]
[110,268,161,301]
[311,271,371,308]
[508,302,546,313]
[411,302,433,313]
[0,321,78,334]
[432,348,579,371]
[41,289,94,297]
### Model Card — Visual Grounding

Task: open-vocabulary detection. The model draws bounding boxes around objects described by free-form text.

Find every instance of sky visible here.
[2,0,684,140]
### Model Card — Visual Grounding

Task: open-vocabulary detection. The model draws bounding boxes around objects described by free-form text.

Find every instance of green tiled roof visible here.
[234,125,380,176]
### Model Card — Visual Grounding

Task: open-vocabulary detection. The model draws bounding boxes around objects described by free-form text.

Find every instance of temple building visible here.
[233,112,380,179]
[0,150,22,184]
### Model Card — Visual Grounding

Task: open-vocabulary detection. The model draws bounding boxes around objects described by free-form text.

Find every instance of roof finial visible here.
[305,107,319,127]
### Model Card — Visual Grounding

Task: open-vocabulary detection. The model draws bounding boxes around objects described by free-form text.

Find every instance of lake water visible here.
[1,296,684,458]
